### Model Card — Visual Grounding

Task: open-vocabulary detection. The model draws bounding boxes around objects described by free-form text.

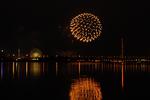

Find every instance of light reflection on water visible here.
[55,62,150,75]
[1,61,149,80]
[69,77,102,100]
[0,61,150,99]
[30,62,42,77]
[0,62,48,80]
[1,62,4,79]
[55,62,122,76]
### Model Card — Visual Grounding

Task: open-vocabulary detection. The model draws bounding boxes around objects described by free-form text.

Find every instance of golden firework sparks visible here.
[70,13,102,43]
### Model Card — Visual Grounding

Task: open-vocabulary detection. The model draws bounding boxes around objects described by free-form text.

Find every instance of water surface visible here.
[0,61,150,99]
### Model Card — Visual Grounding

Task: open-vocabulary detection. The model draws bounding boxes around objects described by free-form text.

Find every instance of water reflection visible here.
[64,62,123,74]
[30,62,42,77]
[25,62,28,77]
[69,77,102,100]
[0,62,48,79]
[121,62,124,89]
[1,62,4,79]
[55,62,58,75]
[0,61,150,99]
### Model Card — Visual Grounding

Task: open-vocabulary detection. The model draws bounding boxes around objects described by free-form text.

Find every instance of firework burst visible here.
[70,13,102,43]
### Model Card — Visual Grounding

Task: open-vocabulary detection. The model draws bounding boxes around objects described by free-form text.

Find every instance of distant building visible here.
[30,48,43,60]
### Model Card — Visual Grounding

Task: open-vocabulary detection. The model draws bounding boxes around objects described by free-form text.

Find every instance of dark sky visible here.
[0,0,149,56]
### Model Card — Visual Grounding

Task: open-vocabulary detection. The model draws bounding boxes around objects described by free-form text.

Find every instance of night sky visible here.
[0,0,149,56]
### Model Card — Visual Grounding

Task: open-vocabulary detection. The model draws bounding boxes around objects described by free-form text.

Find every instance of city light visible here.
[30,48,42,60]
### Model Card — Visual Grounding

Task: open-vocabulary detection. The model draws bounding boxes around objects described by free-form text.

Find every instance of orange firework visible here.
[70,13,102,43]
[69,78,102,100]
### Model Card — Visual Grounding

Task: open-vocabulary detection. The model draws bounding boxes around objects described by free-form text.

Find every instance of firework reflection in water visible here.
[69,77,102,100]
